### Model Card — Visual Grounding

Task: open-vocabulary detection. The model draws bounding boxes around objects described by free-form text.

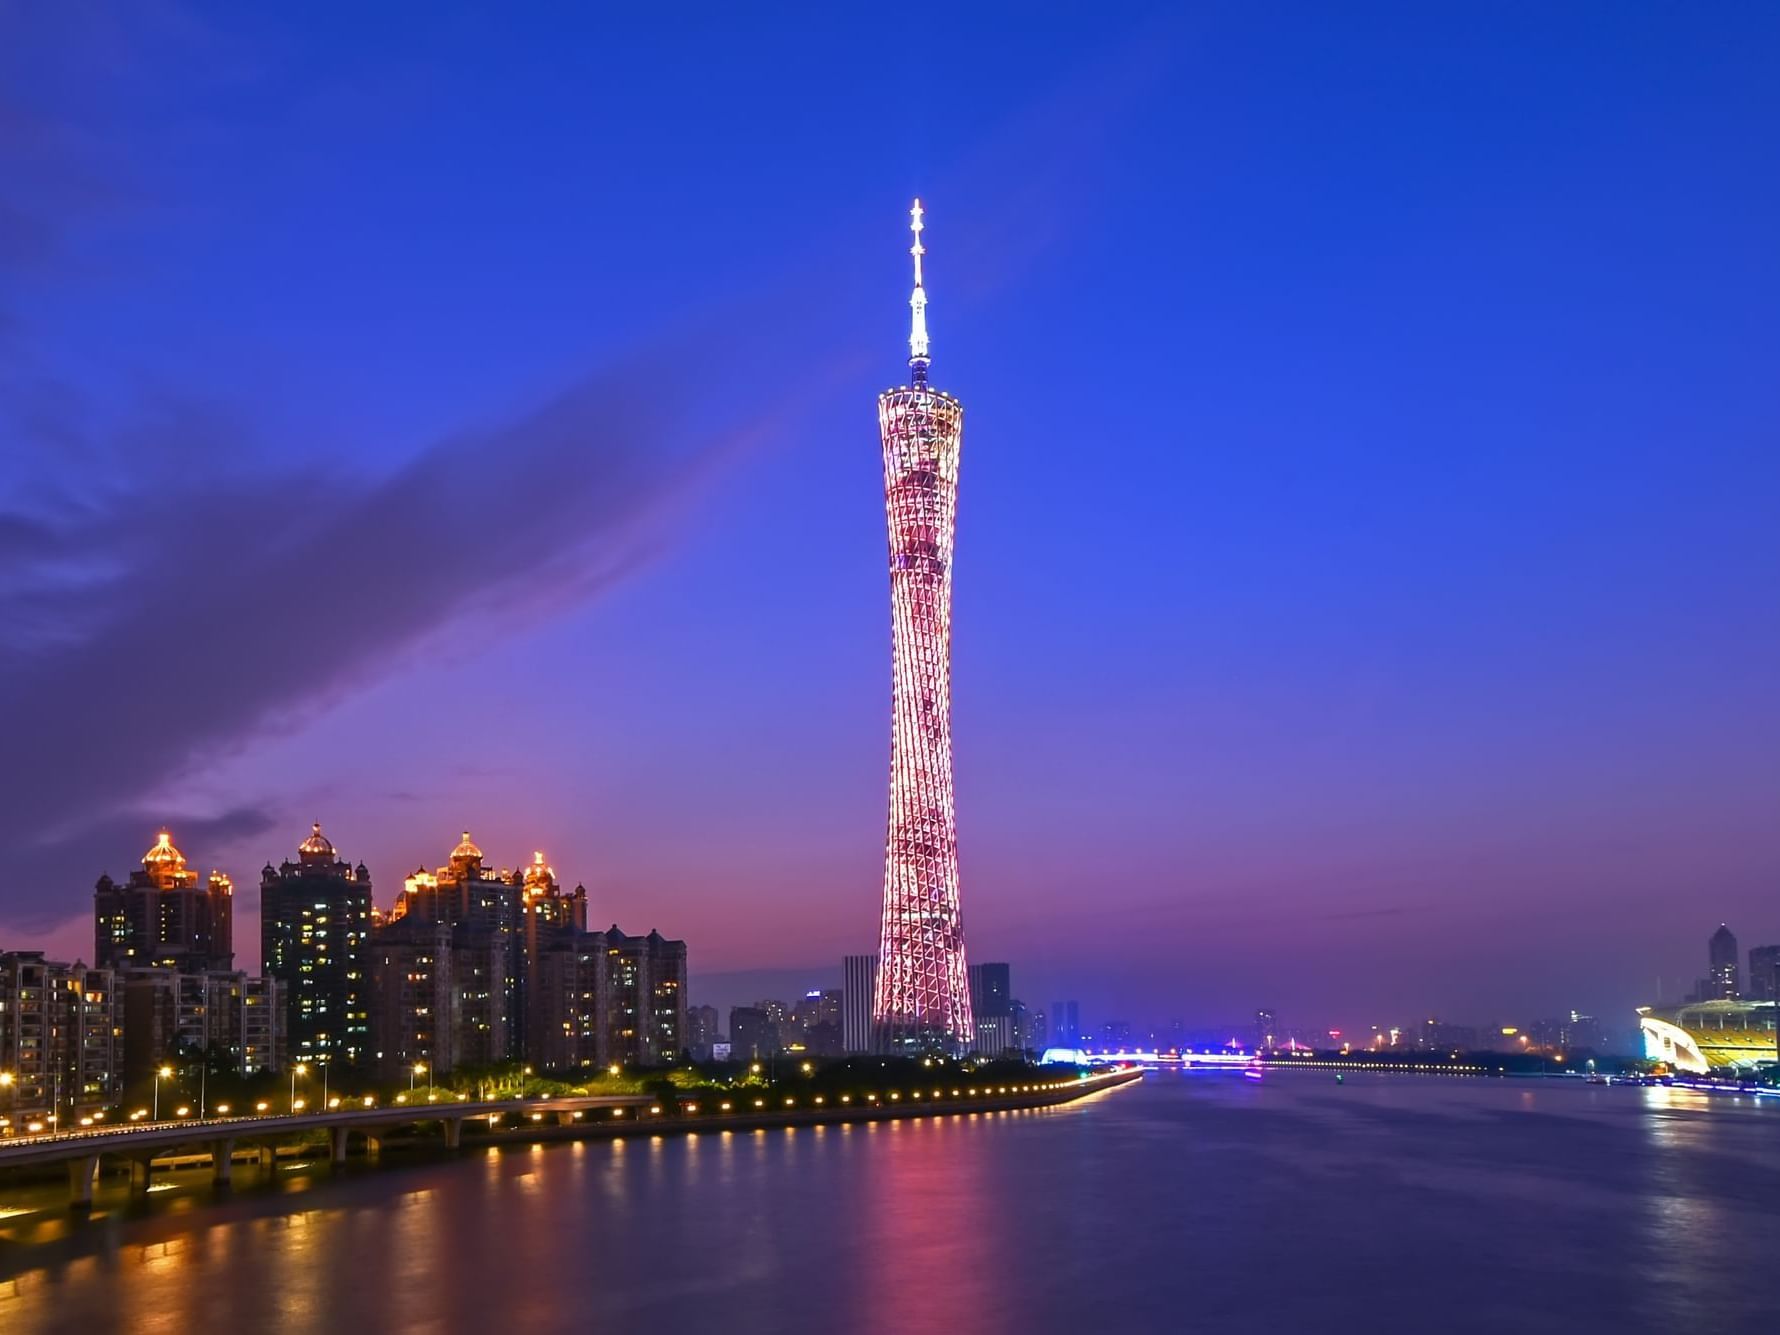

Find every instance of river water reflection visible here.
[3,1070,1777,1334]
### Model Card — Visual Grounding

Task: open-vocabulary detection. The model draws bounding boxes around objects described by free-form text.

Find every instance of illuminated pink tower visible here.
[871,199,973,1054]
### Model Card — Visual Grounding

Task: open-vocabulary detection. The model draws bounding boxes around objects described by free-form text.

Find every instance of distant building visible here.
[754,998,793,1052]
[843,955,879,1054]
[1050,1000,1080,1048]
[797,988,843,1032]
[121,969,282,1080]
[796,989,844,1057]
[686,1004,720,1059]
[0,952,121,1125]
[94,830,233,974]
[260,823,373,1069]
[1709,924,1740,999]
[1748,945,1780,1002]
[1525,1011,1604,1055]
[729,1006,774,1061]
[969,963,1011,1021]
[1416,1018,1479,1051]
[973,1014,1016,1056]
[1255,1009,1279,1051]
[1099,1020,1132,1048]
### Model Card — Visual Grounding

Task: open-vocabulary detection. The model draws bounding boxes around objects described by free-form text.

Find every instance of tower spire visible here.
[908,198,930,382]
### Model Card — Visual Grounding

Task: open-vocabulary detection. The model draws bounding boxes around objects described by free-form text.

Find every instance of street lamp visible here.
[154,1065,173,1121]
[290,1062,308,1114]
[411,1062,426,1094]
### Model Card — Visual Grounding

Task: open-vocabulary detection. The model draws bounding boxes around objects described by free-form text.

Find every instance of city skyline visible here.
[3,8,1778,1033]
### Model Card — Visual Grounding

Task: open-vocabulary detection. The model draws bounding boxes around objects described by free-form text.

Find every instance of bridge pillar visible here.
[329,1125,350,1165]
[364,1134,383,1156]
[67,1154,100,1207]
[556,1112,574,1126]
[257,1144,276,1171]
[211,1139,236,1187]
[128,1158,153,1194]
[442,1117,463,1150]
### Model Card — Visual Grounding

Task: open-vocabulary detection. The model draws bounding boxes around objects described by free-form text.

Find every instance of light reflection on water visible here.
[3,1074,1780,1333]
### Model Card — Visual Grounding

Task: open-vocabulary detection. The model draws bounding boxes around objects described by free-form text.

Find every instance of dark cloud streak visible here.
[0,345,752,927]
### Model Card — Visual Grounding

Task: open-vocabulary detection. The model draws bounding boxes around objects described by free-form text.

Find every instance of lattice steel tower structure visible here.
[871,199,973,1054]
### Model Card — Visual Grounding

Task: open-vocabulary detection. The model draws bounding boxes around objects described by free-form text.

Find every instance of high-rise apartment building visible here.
[121,969,282,1079]
[517,851,589,1066]
[872,200,973,1054]
[260,823,372,1067]
[367,834,686,1075]
[0,952,121,1125]
[605,927,686,1066]
[94,831,233,973]
[530,932,607,1073]
[368,917,456,1080]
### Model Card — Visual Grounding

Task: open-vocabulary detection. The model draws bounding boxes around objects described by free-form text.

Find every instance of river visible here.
[2,1068,1777,1334]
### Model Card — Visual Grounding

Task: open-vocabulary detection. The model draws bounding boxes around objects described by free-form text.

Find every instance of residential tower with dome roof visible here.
[260,821,374,1068]
[94,829,235,974]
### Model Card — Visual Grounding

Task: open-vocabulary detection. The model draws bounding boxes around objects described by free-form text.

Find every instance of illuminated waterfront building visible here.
[94,830,234,974]
[871,199,974,1054]
[1708,923,1740,999]
[842,954,879,1054]
[1639,999,1778,1072]
[0,952,121,1125]
[260,823,372,1067]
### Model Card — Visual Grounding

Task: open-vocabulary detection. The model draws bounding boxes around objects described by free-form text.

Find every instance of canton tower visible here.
[871,199,973,1054]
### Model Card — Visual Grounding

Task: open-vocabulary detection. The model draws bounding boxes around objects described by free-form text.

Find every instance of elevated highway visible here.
[0,1093,650,1205]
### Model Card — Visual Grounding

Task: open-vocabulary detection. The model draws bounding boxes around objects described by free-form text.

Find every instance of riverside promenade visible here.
[0,1067,1142,1208]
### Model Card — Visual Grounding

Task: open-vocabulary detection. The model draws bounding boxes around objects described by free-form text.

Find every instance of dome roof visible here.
[298,822,335,859]
[450,830,483,862]
[523,850,556,892]
[143,831,186,869]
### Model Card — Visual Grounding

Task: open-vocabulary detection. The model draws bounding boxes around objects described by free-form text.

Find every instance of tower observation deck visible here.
[871,199,973,1054]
